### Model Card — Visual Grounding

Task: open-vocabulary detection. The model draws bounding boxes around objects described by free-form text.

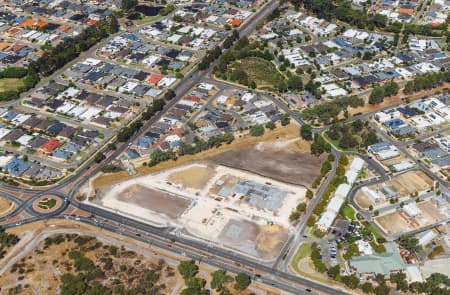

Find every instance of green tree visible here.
[341,274,360,289]
[121,0,137,10]
[287,75,303,90]
[306,215,316,227]
[289,211,301,221]
[327,265,340,280]
[361,282,374,293]
[265,121,276,130]
[178,260,199,281]
[369,86,385,104]
[399,235,419,253]
[234,273,251,291]
[250,125,265,137]
[300,124,313,140]
[210,270,233,291]
[280,114,291,126]
[296,202,307,212]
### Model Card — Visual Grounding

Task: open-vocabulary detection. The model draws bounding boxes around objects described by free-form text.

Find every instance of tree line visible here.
[291,0,387,30]
[404,70,450,94]
[31,15,119,77]
[302,96,364,125]
[0,67,39,102]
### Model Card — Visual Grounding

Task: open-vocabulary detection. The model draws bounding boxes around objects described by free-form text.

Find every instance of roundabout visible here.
[31,195,64,215]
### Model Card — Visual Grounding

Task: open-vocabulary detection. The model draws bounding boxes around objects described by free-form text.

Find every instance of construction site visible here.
[354,170,434,209]
[374,200,447,236]
[96,162,306,260]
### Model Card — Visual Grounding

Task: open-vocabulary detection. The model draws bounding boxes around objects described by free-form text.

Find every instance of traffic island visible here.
[32,196,62,214]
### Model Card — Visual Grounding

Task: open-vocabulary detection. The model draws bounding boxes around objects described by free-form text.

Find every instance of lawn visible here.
[291,242,312,274]
[367,224,384,240]
[38,198,57,210]
[233,57,285,88]
[340,204,356,220]
[133,15,163,25]
[323,133,359,152]
[0,78,24,92]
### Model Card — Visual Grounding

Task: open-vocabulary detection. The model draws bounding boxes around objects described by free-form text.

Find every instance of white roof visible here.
[83,58,102,66]
[198,83,214,91]
[158,77,176,88]
[377,149,400,160]
[79,107,101,120]
[0,128,11,140]
[326,196,345,213]
[0,155,13,167]
[216,95,228,104]
[404,202,421,217]
[316,211,336,230]
[362,186,384,203]
[350,157,364,172]
[416,229,437,246]
[68,106,87,117]
[345,169,359,185]
[242,92,256,102]
[11,114,31,125]
[57,102,76,114]
[335,183,351,198]
[393,160,414,172]
[16,134,33,145]
[406,265,423,282]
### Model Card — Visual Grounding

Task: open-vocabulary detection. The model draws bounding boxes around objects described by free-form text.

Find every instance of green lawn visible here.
[233,57,285,88]
[0,78,24,92]
[323,133,359,152]
[290,242,328,283]
[133,15,163,25]
[368,224,384,240]
[38,198,57,210]
[341,204,356,220]
[291,242,312,274]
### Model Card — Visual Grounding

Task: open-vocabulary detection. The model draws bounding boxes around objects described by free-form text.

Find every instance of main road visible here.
[0,1,353,295]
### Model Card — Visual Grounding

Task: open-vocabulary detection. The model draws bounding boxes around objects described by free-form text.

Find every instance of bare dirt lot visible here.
[168,165,216,190]
[218,219,288,260]
[375,212,411,235]
[115,184,190,219]
[0,197,13,217]
[354,191,373,210]
[0,221,281,295]
[93,123,314,189]
[417,201,447,224]
[210,145,323,187]
[388,171,433,196]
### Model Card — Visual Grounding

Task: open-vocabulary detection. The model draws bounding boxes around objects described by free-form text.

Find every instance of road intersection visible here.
[0,1,448,294]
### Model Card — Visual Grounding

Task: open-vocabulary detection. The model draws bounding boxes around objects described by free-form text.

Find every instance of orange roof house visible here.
[87,19,98,25]
[36,21,49,29]
[229,19,243,27]
[7,27,21,36]
[57,24,71,32]
[147,73,165,84]
[225,97,236,105]
[0,42,11,51]
[10,44,24,52]
[398,8,414,15]
[39,139,60,153]
[183,95,201,103]
[20,19,37,28]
